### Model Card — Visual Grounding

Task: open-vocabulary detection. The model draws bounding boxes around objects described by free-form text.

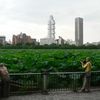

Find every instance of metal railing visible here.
[6,71,100,95]
[9,73,42,95]
[48,71,100,91]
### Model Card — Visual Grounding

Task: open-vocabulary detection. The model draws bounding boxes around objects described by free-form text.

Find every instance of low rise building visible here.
[56,36,65,45]
[0,36,6,45]
[85,41,100,46]
[66,39,76,45]
[40,38,56,45]
[12,32,36,45]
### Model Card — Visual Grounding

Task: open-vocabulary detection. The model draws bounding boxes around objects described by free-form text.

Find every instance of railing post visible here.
[42,69,49,94]
[73,73,77,92]
[0,79,1,98]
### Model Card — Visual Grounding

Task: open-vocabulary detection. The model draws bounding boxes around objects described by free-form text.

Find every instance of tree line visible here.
[0,43,100,49]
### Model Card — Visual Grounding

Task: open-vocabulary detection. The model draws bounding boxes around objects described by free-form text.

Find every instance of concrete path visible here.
[1,91,100,100]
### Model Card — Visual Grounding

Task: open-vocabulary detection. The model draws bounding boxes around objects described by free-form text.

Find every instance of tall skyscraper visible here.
[75,17,83,46]
[48,15,55,39]
[40,15,56,45]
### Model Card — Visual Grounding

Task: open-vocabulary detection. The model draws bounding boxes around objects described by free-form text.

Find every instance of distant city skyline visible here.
[0,0,100,43]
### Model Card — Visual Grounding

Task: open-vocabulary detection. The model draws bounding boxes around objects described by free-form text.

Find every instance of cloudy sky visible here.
[0,0,100,43]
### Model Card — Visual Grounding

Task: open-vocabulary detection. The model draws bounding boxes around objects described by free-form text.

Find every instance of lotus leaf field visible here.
[0,49,100,73]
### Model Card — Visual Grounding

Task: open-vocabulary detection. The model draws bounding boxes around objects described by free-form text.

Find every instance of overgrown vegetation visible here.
[0,49,100,73]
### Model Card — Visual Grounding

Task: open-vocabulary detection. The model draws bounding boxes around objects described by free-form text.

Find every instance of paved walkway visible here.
[1,91,100,100]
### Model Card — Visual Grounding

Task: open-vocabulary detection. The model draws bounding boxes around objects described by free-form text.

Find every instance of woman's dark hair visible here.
[83,60,86,64]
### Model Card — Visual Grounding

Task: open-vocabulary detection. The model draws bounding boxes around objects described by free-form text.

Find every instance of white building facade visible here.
[40,38,56,45]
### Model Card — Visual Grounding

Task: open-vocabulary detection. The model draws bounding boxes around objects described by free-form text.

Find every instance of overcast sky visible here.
[0,0,100,43]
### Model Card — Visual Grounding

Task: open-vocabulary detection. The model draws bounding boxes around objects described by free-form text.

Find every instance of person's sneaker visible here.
[85,90,91,93]
[79,89,85,93]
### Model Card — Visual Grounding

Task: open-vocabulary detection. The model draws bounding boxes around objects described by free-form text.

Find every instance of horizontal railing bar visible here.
[50,72,84,74]
[10,73,41,75]
[91,71,100,73]
[9,71,100,75]
[50,71,100,74]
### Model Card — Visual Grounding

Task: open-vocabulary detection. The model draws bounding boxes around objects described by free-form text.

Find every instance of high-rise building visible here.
[75,17,83,46]
[48,15,55,39]
[40,15,56,45]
